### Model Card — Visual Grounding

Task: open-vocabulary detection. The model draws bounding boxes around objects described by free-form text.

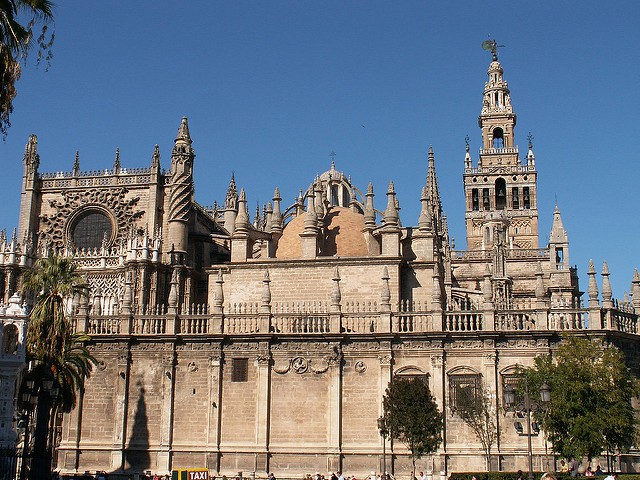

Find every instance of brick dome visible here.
[276,206,368,259]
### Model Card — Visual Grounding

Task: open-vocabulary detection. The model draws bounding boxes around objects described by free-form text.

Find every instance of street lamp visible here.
[377,416,388,476]
[504,380,550,480]
[17,365,61,480]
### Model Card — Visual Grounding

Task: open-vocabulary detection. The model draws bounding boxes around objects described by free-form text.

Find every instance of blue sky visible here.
[2,1,639,298]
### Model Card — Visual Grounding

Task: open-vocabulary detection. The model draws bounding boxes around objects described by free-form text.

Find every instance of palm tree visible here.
[22,255,97,478]
[0,0,55,137]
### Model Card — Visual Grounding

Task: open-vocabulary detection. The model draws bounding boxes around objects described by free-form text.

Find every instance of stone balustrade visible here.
[72,302,638,337]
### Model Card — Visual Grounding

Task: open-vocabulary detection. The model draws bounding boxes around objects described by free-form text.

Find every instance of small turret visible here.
[383,181,399,228]
[631,269,640,313]
[364,182,376,229]
[549,204,569,271]
[167,117,195,256]
[223,174,239,234]
[18,134,41,245]
[271,187,283,235]
[601,262,613,309]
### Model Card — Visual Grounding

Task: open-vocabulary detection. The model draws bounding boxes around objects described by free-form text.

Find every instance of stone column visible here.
[207,350,223,473]
[379,345,393,474]
[255,346,271,473]
[430,348,447,480]
[327,345,343,473]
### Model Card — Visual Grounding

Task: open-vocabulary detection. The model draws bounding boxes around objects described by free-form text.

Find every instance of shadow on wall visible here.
[124,381,151,474]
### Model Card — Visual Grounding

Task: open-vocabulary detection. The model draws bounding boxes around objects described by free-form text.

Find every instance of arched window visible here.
[495,178,506,210]
[71,210,113,250]
[492,128,504,148]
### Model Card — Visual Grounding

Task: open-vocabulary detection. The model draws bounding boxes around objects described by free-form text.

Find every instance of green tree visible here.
[380,377,443,479]
[456,386,499,471]
[23,255,97,477]
[522,336,639,461]
[0,0,55,138]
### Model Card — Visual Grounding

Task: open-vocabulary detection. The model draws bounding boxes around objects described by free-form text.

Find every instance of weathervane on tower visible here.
[482,38,504,61]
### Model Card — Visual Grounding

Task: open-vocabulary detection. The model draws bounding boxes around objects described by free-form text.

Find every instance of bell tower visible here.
[463,42,539,251]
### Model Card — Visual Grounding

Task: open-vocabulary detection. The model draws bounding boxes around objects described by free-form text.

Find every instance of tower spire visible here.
[463,48,539,251]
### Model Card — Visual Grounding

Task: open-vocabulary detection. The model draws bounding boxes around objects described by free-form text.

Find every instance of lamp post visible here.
[504,380,550,480]
[377,416,388,477]
[18,364,60,480]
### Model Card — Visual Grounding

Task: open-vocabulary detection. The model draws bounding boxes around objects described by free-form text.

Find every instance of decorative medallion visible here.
[354,360,367,373]
[292,356,308,374]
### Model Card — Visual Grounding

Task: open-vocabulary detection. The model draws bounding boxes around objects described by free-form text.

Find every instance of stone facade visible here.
[2,52,640,477]
[0,293,27,449]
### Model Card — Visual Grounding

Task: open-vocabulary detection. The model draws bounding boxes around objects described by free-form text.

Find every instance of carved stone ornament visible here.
[394,340,432,350]
[97,360,107,371]
[292,356,308,374]
[354,360,367,373]
[40,187,143,248]
[256,353,271,366]
[430,355,444,368]
[447,340,483,349]
[497,339,538,349]
[187,361,198,372]
[176,342,219,351]
[130,343,174,352]
[225,342,260,351]
[273,350,339,375]
[378,354,392,366]
[342,342,380,352]
[483,352,497,364]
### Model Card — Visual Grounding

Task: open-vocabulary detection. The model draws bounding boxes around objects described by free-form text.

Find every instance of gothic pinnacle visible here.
[152,144,160,167]
[176,116,192,143]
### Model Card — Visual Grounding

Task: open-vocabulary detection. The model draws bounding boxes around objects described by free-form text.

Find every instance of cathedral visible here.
[1,50,639,478]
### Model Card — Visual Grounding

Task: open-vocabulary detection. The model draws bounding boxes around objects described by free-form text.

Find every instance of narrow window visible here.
[495,179,506,210]
[492,128,504,148]
[331,185,339,206]
[472,189,479,211]
[484,227,491,245]
[342,186,350,206]
[231,358,249,382]
[523,187,530,209]
[482,188,490,211]
[555,248,564,270]
[512,187,519,209]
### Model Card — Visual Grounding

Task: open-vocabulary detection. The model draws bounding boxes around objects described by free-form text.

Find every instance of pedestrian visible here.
[569,458,579,477]
[560,461,569,473]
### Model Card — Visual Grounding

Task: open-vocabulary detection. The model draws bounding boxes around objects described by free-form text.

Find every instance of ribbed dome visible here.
[276,206,368,259]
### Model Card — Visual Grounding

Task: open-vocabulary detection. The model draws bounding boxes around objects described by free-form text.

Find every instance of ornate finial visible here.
[73,151,80,175]
[329,150,336,164]
[481,38,503,61]
[114,148,121,172]
[465,135,470,152]
[152,144,160,167]
[527,132,534,150]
